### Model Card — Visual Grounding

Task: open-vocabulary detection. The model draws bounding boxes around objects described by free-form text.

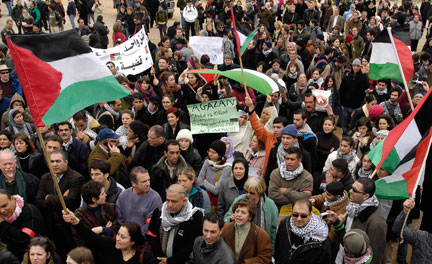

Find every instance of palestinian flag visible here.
[7,30,130,127]
[370,27,414,90]
[368,88,432,174]
[375,126,432,200]
[230,8,258,56]
[188,68,278,95]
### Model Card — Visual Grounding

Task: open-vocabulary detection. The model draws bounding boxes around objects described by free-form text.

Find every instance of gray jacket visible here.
[187,237,237,264]
[216,176,239,220]
[393,210,432,264]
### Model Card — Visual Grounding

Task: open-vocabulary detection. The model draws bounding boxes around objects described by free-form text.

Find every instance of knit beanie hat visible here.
[176,129,194,144]
[209,140,226,157]
[368,105,385,118]
[326,181,344,196]
[264,40,272,48]
[281,124,298,138]
[316,33,324,41]
[343,229,370,257]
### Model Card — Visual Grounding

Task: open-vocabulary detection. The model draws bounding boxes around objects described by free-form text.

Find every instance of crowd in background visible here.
[0,0,432,263]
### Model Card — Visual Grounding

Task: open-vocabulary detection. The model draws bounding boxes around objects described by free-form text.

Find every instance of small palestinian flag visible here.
[370,27,414,89]
[231,8,258,56]
[7,30,130,127]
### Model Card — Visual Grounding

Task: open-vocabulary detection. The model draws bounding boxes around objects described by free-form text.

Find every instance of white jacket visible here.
[183,5,198,23]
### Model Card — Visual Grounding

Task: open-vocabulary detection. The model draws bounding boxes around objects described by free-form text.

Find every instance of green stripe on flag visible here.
[369,139,401,174]
[240,28,258,55]
[369,63,403,83]
[42,76,130,126]
[375,178,410,200]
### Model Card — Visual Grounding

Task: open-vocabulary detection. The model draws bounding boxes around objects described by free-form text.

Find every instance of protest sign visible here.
[187,98,239,134]
[189,36,223,65]
[92,28,153,76]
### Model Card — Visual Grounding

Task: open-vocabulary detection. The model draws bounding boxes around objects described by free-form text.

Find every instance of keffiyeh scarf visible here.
[5,195,24,224]
[289,214,328,243]
[346,195,379,218]
[280,162,304,181]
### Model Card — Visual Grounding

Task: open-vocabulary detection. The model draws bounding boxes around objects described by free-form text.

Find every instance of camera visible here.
[320,212,330,220]
[415,80,423,86]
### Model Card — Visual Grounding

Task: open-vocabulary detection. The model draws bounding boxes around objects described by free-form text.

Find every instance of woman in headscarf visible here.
[5,109,36,142]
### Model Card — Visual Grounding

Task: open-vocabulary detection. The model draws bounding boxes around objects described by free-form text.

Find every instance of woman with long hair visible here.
[12,132,47,178]
[63,211,157,264]
[350,117,374,157]
[22,237,63,264]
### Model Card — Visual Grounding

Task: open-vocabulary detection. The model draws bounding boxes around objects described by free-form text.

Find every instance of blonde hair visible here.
[244,176,266,195]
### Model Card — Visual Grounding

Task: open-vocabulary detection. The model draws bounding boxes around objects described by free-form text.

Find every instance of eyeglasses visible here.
[0,72,9,74]
[351,187,365,194]
[292,213,309,219]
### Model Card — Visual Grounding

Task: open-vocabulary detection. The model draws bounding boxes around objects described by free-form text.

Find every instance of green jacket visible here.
[223,193,278,249]
[88,144,127,183]
[30,7,41,23]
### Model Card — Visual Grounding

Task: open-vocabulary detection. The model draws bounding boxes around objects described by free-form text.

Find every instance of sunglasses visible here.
[292,213,309,219]
[352,187,365,194]
[0,72,9,74]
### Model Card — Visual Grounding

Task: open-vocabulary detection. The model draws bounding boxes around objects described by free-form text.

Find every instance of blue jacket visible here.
[7,75,23,97]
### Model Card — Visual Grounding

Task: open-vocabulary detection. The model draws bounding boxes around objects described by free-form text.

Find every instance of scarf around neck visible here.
[161,200,203,231]
[375,86,388,95]
[5,195,24,224]
[263,48,273,56]
[346,195,379,218]
[289,214,328,243]
[324,192,346,207]
[297,123,318,144]
[344,247,373,264]
[287,71,298,79]
[280,162,304,181]
[104,103,120,119]
[277,141,300,167]
[337,149,356,163]
[357,167,373,178]
[63,136,73,151]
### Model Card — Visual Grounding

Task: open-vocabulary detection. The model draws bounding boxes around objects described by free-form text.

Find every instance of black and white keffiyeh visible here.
[346,195,379,218]
[289,214,328,243]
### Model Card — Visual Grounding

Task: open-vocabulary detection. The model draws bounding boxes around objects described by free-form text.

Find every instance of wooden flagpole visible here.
[36,128,67,211]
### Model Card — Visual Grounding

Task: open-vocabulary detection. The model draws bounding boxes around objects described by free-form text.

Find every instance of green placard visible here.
[187,98,239,134]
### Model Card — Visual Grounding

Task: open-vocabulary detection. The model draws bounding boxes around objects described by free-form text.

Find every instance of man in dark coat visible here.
[130,125,166,171]
[94,15,110,48]
[339,58,370,136]
[0,150,39,204]
[34,150,85,257]
[275,199,332,264]
[147,184,203,264]
[56,121,90,179]
[187,213,236,264]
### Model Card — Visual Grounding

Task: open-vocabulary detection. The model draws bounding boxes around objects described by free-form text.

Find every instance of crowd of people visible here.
[1,0,432,263]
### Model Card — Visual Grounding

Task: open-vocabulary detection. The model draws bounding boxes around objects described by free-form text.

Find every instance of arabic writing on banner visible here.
[92,28,153,76]
[187,98,239,134]
[189,36,223,65]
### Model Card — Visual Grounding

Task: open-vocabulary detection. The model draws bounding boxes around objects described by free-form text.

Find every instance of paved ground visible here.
[0,0,181,45]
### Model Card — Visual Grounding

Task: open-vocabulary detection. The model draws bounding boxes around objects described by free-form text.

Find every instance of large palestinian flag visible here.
[7,30,130,127]
[370,27,414,89]
[375,126,432,200]
[188,68,278,95]
[368,88,432,174]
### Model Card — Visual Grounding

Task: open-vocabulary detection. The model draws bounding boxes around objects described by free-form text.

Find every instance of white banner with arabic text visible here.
[92,28,153,76]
